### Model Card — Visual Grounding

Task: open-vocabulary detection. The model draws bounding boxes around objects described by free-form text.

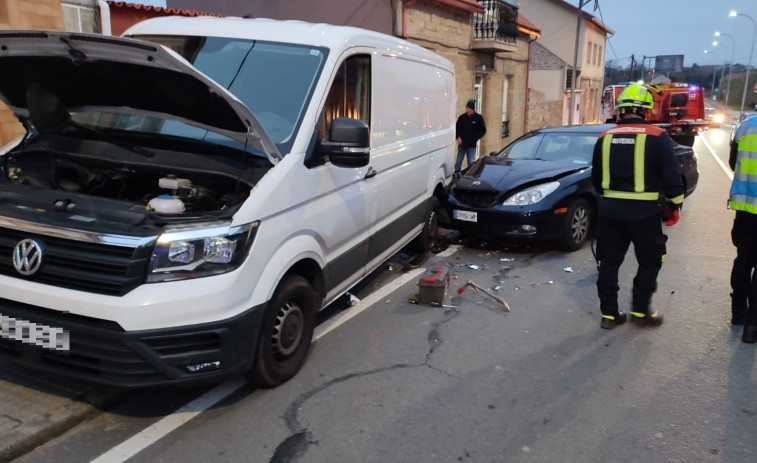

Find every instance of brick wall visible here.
[0,0,65,146]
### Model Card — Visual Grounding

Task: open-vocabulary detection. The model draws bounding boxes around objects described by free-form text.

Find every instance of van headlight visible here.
[147,221,258,283]
[503,182,560,206]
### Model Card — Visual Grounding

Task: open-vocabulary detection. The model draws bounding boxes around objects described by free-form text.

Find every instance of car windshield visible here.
[497,132,598,165]
[116,35,328,155]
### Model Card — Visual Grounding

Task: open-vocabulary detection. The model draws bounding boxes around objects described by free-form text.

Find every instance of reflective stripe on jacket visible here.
[591,122,684,205]
[730,130,757,214]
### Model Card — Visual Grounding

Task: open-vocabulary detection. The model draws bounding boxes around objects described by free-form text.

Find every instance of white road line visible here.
[698,136,733,180]
[315,267,426,339]
[89,246,460,463]
[89,378,248,463]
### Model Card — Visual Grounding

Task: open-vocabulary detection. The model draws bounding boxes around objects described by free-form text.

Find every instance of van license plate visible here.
[0,313,70,351]
[454,210,477,222]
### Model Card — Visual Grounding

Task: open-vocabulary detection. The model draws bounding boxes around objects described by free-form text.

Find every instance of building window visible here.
[566,69,580,89]
[598,46,603,65]
[587,41,593,65]
[593,44,598,66]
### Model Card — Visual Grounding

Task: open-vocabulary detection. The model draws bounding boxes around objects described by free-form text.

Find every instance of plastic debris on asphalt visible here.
[564,267,573,272]
[347,292,360,306]
[530,281,553,287]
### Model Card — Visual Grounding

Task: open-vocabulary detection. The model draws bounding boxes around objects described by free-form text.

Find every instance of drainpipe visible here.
[524,35,536,133]
[97,0,111,36]
[402,0,418,38]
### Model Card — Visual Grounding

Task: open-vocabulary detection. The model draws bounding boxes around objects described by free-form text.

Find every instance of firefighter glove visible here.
[661,204,680,226]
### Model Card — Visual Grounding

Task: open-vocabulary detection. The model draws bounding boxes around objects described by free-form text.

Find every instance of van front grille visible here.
[0,226,152,296]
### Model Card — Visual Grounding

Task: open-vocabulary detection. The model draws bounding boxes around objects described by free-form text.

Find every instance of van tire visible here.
[408,197,440,253]
[251,275,316,388]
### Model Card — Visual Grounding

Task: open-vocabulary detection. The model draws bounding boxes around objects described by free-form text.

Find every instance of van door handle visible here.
[364,167,377,179]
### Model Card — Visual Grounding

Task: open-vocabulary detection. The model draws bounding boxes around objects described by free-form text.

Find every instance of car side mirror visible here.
[320,117,370,168]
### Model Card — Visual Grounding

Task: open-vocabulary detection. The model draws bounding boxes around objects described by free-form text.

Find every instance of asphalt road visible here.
[7,125,757,463]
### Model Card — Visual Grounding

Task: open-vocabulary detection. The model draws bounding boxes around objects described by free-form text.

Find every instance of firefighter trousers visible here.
[596,213,667,317]
[730,210,757,324]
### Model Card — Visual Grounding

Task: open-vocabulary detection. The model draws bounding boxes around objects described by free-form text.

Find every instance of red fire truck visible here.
[601,82,708,146]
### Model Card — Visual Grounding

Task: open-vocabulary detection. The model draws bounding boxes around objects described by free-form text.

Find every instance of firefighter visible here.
[728,114,757,342]
[590,83,685,329]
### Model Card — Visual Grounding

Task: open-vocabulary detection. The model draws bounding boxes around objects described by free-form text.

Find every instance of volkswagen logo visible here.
[12,239,43,276]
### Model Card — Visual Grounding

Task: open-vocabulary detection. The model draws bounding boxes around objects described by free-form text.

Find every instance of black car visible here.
[442,124,699,251]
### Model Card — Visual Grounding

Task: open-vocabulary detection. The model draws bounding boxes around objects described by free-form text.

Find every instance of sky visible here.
[131,0,755,69]
[565,0,757,69]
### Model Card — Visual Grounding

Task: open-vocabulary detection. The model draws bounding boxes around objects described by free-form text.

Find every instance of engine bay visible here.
[0,143,258,227]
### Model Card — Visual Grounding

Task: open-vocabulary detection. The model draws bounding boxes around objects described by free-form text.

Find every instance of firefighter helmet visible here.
[616,83,654,111]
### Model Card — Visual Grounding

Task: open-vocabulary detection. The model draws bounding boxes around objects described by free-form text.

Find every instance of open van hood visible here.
[0,30,281,163]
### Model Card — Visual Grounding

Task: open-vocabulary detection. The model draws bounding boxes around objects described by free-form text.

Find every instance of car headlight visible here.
[503,181,560,206]
[713,113,725,123]
[147,221,258,283]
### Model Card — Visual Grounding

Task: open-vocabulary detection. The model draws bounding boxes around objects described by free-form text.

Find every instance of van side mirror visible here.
[320,117,370,168]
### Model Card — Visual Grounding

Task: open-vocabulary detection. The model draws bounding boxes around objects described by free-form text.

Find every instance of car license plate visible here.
[454,209,477,222]
[0,313,70,351]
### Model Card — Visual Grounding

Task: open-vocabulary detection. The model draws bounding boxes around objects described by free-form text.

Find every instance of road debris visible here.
[456,280,511,312]
[564,267,573,272]
[346,292,360,306]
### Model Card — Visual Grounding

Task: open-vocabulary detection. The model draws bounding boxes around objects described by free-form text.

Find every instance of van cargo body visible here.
[0,17,455,387]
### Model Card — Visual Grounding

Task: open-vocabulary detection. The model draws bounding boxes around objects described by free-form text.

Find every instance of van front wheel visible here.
[251,275,316,388]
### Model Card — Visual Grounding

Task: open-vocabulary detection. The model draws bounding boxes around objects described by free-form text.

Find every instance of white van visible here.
[0,17,455,387]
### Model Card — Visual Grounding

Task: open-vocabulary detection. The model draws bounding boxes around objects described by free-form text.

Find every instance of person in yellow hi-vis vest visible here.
[728,114,757,342]
[591,83,685,330]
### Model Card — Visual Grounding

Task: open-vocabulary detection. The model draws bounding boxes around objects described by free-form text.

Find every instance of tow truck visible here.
[601,82,708,146]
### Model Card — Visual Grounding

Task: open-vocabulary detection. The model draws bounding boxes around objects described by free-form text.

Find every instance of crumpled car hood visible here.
[453,156,588,197]
[0,30,280,163]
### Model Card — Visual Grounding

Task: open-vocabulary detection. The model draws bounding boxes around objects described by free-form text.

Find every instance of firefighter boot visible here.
[742,325,757,344]
[600,311,627,330]
[630,308,664,326]
[731,293,747,326]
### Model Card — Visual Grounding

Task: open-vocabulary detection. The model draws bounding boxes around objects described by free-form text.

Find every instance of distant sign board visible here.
[655,55,684,73]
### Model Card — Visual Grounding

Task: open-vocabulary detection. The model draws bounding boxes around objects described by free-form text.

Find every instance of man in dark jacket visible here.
[590,83,684,329]
[455,99,486,172]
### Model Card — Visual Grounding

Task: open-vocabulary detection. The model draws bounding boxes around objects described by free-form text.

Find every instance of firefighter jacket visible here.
[729,116,757,214]
[591,118,684,220]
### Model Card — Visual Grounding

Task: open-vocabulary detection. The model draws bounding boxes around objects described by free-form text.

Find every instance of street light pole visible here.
[705,49,718,99]
[730,11,756,113]
[715,31,736,106]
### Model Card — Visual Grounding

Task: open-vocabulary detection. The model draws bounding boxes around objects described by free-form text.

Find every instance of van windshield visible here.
[133,35,328,155]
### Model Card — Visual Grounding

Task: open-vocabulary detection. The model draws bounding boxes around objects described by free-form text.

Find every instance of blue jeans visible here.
[455,146,477,172]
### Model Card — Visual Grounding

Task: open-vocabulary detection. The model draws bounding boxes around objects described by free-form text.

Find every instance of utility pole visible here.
[629,54,635,81]
[569,0,592,125]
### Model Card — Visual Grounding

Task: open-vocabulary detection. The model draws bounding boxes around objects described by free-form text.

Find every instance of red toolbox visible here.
[417,266,449,304]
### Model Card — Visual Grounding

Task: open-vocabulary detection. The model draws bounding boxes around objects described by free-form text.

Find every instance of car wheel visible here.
[560,198,591,252]
[250,275,316,388]
[408,196,441,253]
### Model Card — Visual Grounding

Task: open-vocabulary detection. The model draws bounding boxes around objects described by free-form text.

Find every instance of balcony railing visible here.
[473,1,519,47]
